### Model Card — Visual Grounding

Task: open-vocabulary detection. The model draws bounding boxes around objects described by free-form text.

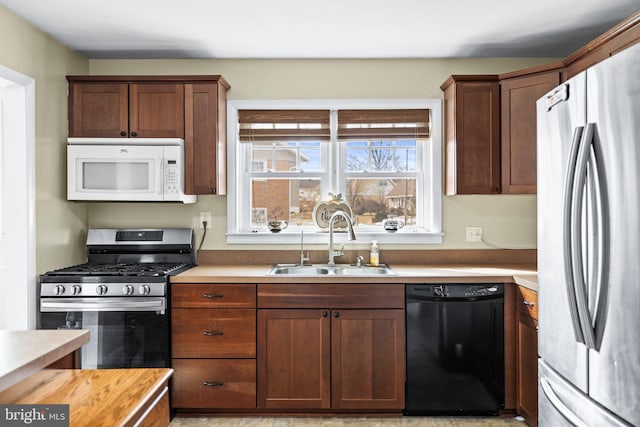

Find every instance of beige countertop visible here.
[513,274,538,291]
[0,330,89,392]
[172,264,538,291]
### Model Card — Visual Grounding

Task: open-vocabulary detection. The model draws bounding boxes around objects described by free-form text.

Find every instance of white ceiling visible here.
[1,0,638,59]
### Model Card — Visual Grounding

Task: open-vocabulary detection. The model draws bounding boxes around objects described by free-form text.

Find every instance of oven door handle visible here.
[40,298,166,313]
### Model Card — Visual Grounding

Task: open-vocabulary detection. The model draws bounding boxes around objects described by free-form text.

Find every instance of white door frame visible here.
[0,65,36,330]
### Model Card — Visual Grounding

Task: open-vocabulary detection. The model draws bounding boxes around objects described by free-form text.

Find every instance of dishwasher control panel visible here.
[406,283,504,299]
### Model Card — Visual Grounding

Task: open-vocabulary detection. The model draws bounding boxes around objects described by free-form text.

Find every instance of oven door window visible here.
[39,311,168,369]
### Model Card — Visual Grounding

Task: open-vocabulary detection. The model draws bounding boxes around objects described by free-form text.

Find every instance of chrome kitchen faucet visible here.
[327,211,356,265]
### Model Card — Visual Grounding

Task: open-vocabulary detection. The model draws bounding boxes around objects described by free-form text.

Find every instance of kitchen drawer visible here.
[516,286,538,320]
[172,309,256,358]
[172,284,256,308]
[171,359,256,408]
[258,283,404,309]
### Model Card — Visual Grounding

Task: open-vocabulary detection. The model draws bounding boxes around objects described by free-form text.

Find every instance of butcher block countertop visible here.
[0,368,172,427]
[172,264,538,291]
[0,330,89,392]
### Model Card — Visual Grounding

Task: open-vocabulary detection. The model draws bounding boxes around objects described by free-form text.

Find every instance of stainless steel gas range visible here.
[38,228,195,369]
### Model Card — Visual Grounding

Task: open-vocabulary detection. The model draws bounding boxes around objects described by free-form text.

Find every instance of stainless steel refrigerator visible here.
[536,42,640,427]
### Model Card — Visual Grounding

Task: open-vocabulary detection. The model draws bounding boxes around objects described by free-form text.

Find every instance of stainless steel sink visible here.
[268,264,396,276]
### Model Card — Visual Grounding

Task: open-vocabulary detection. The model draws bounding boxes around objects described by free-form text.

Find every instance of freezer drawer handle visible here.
[540,376,588,427]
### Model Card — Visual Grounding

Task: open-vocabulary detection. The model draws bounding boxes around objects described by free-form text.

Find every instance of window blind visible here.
[238,109,331,142]
[337,109,430,140]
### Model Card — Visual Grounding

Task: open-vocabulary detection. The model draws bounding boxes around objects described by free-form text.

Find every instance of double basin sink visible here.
[268,264,396,276]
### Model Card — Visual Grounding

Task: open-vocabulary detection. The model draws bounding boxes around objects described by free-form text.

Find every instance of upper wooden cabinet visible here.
[500,70,560,194]
[441,75,501,195]
[68,81,184,138]
[563,12,640,80]
[184,83,227,195]
[440,12,640,196]
[67,75,230,195]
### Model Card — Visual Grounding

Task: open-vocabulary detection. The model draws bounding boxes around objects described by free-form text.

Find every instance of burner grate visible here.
[44,262,191,277]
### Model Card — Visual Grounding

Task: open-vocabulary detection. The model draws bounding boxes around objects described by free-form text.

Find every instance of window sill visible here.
[226,230,443,245]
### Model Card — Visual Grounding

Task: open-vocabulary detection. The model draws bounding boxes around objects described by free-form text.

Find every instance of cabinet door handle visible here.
[333,311,340,318]
[322,311,328,317]
[203,293,224,299]
[130,131,137,137]
[120,131,127,136]
[203,381,224,387]
[203,331,224,336]
[523,299,536,307]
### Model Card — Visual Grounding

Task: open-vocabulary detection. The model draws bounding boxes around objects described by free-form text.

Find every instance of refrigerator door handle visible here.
[571,123,595,348]
[571,122,597,349]
[563,125,586,344]
[588,123,610,351]
[540,376,590,427]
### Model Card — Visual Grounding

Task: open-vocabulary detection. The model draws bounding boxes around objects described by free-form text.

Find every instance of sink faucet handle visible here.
[300,251,310,266]
[299,230,310,266]
[332,243,344,258]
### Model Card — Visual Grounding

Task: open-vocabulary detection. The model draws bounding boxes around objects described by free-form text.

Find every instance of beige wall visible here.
[88,58,550,250]
[0,6,89,273]
[0,1,551,263]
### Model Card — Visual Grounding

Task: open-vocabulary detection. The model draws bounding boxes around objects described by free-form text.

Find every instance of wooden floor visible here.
[170,416,527,426]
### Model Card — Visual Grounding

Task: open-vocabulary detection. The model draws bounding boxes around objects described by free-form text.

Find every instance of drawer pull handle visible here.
[523,299,536,307]
[203,293,224,299]
[203,331,224,336]
[203,381,224,387]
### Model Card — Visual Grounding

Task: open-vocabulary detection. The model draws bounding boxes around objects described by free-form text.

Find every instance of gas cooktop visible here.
[42,262,191,277]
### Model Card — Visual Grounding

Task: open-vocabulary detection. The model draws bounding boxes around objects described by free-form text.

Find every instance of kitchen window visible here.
[227,99,442,244]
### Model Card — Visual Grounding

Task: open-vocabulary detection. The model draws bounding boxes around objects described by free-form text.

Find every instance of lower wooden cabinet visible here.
[331,309,405,409]
[257,309,331,409]
[171,359,257,408]
[257,298,405,411]
[171,283,257,410]
[171,282,405,413]
[172,308,256,358]
[515,286,538,427]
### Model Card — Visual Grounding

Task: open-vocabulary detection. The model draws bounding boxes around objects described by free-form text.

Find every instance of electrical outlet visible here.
[200,212,212,228]
[466,226,482,242]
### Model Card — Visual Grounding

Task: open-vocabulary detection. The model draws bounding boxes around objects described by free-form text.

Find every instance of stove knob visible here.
[96,285,108,295]
[71,285,82,296]
[54,285,65,296]
[123,285,134,296]
[139,285,151,296]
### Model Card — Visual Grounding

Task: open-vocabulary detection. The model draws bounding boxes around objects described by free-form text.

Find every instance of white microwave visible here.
[67,138,196,203]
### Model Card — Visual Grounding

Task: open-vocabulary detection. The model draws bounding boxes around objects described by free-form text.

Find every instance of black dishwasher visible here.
[404,283,504,415]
